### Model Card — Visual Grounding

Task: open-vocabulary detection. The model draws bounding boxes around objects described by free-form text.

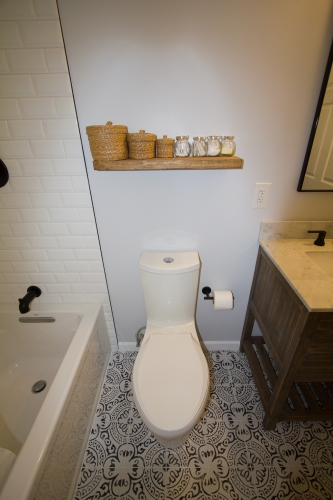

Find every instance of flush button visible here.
[163,257,174,263]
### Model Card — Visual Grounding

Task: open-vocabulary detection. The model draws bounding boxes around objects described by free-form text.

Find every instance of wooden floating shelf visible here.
[93,156,243,171]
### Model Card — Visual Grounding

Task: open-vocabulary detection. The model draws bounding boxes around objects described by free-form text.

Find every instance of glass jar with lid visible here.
[207,136,221,156]
[174,136,191,157]
[221,136,236,156]
[192,136,207,157]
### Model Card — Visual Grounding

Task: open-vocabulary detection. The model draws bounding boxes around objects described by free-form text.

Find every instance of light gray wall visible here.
[57,0,333,346]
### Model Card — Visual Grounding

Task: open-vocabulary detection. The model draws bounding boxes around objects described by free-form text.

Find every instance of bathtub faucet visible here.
[18,286,42,314]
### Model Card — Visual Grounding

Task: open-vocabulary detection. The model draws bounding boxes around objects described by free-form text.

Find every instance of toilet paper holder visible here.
[202,287,214,301]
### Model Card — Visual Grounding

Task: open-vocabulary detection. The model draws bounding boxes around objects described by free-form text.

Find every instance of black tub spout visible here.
[18,286,42,314]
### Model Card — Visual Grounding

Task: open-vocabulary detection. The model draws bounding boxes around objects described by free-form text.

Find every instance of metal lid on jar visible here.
[193,136,206,141]
[226,136,235,140]
[208,136,219,140]
[176,135,189,140]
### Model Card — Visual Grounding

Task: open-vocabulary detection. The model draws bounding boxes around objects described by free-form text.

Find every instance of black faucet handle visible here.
[308,230,327,246]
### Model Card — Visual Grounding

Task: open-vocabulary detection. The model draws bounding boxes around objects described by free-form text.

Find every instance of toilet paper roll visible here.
[213,290,234,310]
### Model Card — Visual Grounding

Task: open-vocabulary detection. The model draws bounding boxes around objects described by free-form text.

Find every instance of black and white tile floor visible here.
[75,350,333,500]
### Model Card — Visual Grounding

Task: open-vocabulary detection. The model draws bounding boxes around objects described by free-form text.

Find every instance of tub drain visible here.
[32,380,47,393]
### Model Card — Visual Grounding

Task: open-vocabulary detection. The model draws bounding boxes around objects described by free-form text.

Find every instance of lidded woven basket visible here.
[156,135,175,158]
[86,121,128,161]
[127,130,157,159]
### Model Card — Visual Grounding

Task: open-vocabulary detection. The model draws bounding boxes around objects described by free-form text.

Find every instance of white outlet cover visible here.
[252,183,272,208]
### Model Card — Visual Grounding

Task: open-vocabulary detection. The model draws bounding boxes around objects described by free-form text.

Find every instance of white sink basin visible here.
[305,251,333,278]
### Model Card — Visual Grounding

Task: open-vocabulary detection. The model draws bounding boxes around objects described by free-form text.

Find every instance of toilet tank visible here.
[139,252,200,327]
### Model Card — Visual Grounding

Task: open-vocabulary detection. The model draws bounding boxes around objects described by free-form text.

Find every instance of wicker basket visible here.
[86,121,128,161]
[127,130,157,159]
[156,135,175,158]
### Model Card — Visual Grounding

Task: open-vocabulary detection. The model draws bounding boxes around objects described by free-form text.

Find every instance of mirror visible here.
[298,39,333,192]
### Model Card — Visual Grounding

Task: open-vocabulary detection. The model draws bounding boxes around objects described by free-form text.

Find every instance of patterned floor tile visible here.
[75,350,333,499]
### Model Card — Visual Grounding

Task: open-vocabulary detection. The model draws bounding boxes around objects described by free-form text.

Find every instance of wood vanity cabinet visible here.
[241,246,333,430]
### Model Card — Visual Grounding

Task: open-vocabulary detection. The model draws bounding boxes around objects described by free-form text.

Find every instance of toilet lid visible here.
[134,333,208,432]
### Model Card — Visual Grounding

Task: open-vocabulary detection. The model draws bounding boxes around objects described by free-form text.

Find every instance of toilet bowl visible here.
[132,252,209,446]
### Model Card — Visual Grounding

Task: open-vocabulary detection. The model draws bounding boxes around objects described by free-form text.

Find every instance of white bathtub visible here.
[0,303,111,500]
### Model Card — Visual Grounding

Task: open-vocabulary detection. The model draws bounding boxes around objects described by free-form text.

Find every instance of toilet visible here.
[133,251,209,446]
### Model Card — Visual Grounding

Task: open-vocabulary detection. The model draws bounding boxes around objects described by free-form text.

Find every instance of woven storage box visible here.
[127,130,157,159]
[156,135,175,158]
[86,121,128,161]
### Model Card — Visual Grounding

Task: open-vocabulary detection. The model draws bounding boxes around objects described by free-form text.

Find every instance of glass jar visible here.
[192,136,207,157]
[174,136,191,157]
[207,136,221,156]
[221,136,236,156]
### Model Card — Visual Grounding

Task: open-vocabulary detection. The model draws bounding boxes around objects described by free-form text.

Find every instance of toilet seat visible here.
[133,332,209,440]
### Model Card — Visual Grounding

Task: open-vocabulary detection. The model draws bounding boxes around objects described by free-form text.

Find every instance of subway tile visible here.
[70,283,94,293]
[34,0,58,20]
[68,222,96,236]
[78,208,95,221]
[57,236,85,249]
[61,294,86,303]
[30,193,61,207]
[20,158,54,175]
[74,249,101,261]
[85,294,109,303]
[3,272,29,283]
[54,97,76,118]
[0,250,21,261]
[0,262,13,272]
[43,119,79,139]
[45,283,70,293]
[38,293,61,303]
[0,140,33,157]
[0,182,12,195]
[19,98,57,119]
[19,20,63,48]
[102,303,111,313]
[0,283,21,293]
[0,209,21,222]
[55,273,80,283]
[19,248,48,260]
[8,119,45,139]
[80,273,105,283]
[29,236,57,248]
[39,222,68,235]
[11,261,38,272]
[4,159,22,176]
[38,261,64,272]
[6,48,48,73]
[0,99,22,119]
[84,236,99,248]
[10,176,43,192]
[47,249,74,260]
[0,22,23,48]
[94,283,108,293]
[1,236,30,248]
[28,272,56,283]
[49,208,79,221]
[52,158,86,175]
[64,261,90,272]
[0,121,11,139]
[30,139,66,157]
[0,50,10,73]
[40,176,73,192]
[72,176,89,192]
[0,0,36,21]
[32,74,71,96]
[0,223,12,236]
[0,294,15,303]
[61,193,92,207]
[19,208,50,221]
[0,75,35,97]
[0,193,32,207]
[45,48,67,72]
[63,139,83,157]
[89,261,104,272]
[10,222,40,235]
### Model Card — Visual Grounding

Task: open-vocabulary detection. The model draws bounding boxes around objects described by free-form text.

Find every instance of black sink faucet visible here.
[18,286,42,314]
[308,230,327,246]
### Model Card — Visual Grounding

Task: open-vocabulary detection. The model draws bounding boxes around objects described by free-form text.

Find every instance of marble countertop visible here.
[259,238,333,312]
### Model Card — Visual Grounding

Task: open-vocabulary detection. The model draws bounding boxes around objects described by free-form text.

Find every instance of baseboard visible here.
[118,340,240,352]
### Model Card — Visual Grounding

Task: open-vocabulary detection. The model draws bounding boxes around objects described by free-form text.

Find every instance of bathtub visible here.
[0,303,111,500]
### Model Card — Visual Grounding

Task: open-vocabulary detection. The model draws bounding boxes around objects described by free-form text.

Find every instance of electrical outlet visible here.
[252,183,272,208]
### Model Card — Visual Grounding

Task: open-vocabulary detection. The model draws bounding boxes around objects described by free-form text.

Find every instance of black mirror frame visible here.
[297,38,333,192]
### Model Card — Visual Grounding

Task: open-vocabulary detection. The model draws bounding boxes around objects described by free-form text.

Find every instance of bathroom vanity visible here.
[241,231,333,430]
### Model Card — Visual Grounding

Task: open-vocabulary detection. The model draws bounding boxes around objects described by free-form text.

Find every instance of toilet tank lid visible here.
[139,252,200,274]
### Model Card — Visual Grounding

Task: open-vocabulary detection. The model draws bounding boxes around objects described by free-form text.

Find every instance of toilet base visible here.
[153,432,190,449]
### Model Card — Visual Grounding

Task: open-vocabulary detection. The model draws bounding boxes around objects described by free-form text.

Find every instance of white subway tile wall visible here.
[0,0,117,348]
